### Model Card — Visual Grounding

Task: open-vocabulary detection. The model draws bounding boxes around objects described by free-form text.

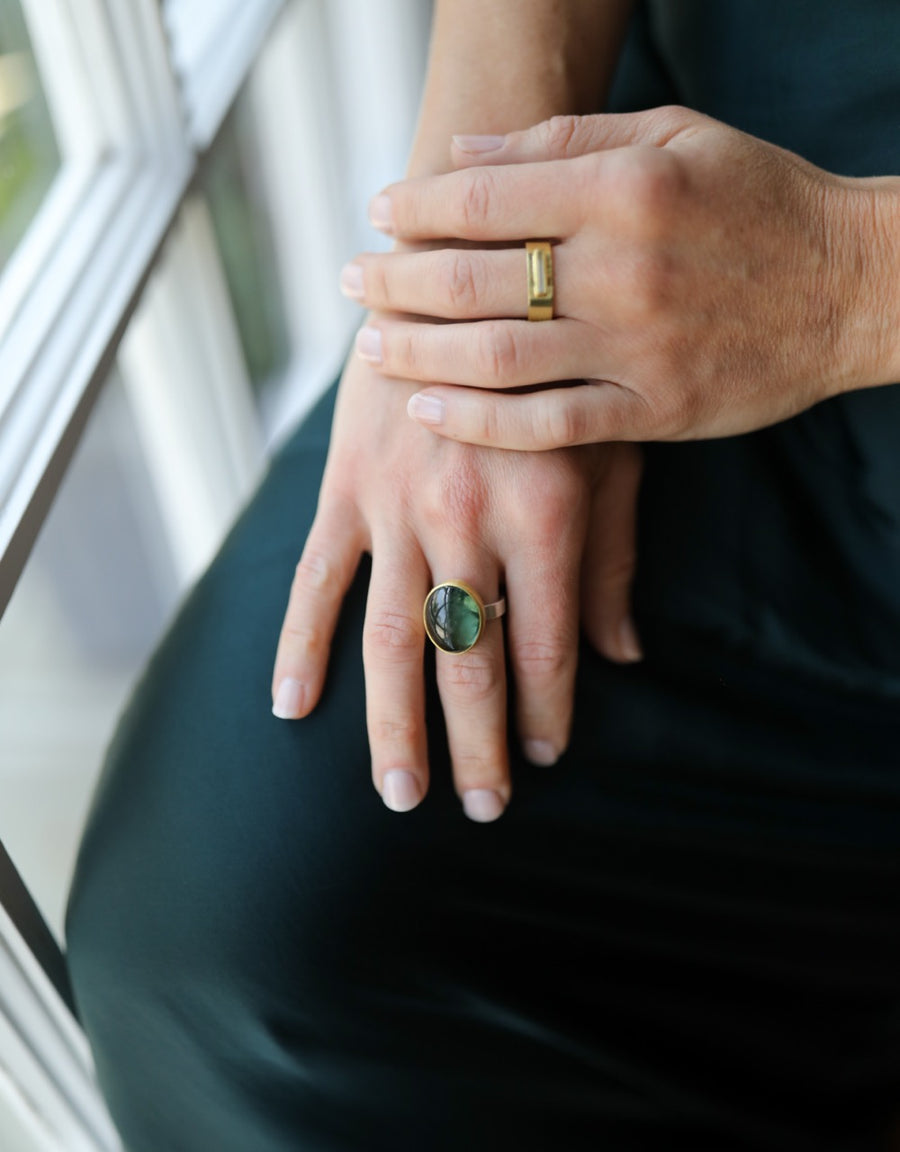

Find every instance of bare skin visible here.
[271,3,642,822]
[351,108,900,449]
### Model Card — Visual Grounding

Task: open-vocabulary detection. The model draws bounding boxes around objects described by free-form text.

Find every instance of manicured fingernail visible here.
[272,678,305,719]
[523,739,558,767]
[368,194,393,232]
[407,393,444,425]
[340,262,365,299]
[356,326,382,364]
[462,789,506,823]
[382,770,422,812]
[452,134,505,154]
[618,618,643,662]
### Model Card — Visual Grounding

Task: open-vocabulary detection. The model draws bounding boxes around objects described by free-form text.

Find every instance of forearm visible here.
[406,0,634,178]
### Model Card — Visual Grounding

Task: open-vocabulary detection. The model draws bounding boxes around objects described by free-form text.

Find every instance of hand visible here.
[344,108,895,449]
[270,351,642,822]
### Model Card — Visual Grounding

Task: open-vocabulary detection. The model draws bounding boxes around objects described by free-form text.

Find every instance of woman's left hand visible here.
[344,107,900,449]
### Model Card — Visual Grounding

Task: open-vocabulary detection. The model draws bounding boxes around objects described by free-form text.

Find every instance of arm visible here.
[271,2,640,821]
[406,0,634,177]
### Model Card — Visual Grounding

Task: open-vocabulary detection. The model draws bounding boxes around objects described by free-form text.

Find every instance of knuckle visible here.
[480,322,522,383]
[441,651,497,703]
[674,389,704,436]
[423,460,488,534]
[514,638,570,680]
[280,619,324,659]
[618,149,685,233]
[395,325,424,377]
[371,716,423,747]
[292,549,331,593]
[533,486,577,538]
[655,384,700,438]
[474,400,500,445]
[651,104,700,142]
[513,460,583,532]
[577,149,611,203]
[451,746,506,785]
[542,114,582,158]
[457,169,495,232]
[440,251,481,314]
[593,552,637,587]
[536,394,586,447]
[366,256,391,306]
[618,384,661,440]
[365,608,421,658]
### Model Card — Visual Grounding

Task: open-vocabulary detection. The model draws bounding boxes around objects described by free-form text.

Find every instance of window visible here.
[0,0,60,267]
[0,1,431,1145]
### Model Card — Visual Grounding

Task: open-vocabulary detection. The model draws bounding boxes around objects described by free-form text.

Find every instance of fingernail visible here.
[272,678,305,719]
[407,393,444,425]
[523,740,558,767]
[356,326,382,364]
[340,262,365,300]
[369,194,393,232]
[618,618,644,662]
[452,134,505,154]
[382,770,422,812]
[462,789,506,823]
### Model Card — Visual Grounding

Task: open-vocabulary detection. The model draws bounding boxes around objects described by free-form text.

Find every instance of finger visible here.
[370,158,591,242]
[363,534,431,812]
[272,499,365,719]
[581,443,644,663]
[356,317,588,390]
[450,108,699,168]
[405,383,651,448]
[504,527,583,767]
[343,247,551,321]
[428,565,510,823]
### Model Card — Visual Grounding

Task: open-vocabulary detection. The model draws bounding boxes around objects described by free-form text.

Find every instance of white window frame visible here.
[0,1,285,1146]
[0,0,191,618]
[0,1,434,1145]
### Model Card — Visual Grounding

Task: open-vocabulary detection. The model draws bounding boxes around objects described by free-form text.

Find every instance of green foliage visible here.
[0,0,61,270]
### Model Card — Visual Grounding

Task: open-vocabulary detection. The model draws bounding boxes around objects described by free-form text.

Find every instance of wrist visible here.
[833,175,900,394]
[872,177,900,386]
[404,0,634,181]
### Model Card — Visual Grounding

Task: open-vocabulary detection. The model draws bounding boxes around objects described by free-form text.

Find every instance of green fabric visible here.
[609,0,900,696]
[67,386,900,1151]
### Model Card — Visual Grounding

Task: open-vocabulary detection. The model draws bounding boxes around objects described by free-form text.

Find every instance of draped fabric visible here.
[610,0,900,697]
[67,5,900,1149]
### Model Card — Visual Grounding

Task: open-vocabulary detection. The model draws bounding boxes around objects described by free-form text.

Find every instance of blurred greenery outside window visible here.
[201,93,290,394]
[0,0,60,268]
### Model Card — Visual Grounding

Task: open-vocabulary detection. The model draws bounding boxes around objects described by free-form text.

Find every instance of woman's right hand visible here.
[270,344,642,822]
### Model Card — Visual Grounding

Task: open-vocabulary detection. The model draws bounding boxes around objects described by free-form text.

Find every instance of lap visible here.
[66,385,900,1152]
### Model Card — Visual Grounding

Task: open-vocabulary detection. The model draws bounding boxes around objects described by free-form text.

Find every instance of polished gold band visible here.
[526,240,554,321]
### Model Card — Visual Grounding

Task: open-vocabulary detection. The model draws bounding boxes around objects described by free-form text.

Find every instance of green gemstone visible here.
[424,584,483,653]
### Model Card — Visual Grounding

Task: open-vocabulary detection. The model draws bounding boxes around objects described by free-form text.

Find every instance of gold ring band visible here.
[423,580,506,655]
[526,240,554,321]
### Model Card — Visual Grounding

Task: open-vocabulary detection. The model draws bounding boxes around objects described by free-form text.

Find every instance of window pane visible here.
[0,371,180,940]
[0,0,60,268]
[200,95,290,394]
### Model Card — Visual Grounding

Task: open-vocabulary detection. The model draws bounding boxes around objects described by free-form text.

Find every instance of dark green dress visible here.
[66,4,900,1149]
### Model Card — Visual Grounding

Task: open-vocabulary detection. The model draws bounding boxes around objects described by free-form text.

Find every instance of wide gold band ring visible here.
[423,580,506,655]
[526,240,554,321]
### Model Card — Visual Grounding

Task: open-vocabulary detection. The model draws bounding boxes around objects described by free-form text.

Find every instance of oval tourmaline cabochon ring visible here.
[423,580,507,655]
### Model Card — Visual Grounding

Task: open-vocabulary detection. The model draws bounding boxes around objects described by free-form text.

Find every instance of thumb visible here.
[580,443,644,663]
[451,108,698,168]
